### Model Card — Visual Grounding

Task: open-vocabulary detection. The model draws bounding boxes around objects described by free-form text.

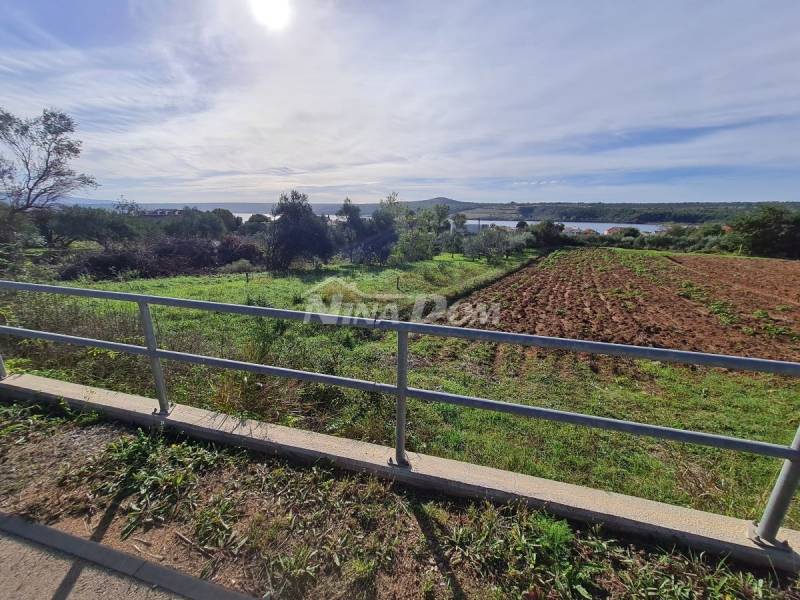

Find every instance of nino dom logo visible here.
[302,277,501,326]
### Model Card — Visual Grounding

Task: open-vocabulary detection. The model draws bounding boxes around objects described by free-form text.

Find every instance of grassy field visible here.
[3,251,800,548]
[0,248,798,529]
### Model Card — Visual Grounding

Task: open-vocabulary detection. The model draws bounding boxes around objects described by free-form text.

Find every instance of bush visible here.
[218,259,256,274]
[152,238,218,273]
[60,248,152,280]
[388,228,436,265]
[733,205,800,258]
[60,238,219,280]
[163,208,226,239]
[218,235,264,265]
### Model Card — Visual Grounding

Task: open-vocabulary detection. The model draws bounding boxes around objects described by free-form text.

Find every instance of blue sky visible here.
[2,0,800,205]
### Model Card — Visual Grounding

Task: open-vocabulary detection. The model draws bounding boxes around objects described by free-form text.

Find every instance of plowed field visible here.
[451,248,800,361]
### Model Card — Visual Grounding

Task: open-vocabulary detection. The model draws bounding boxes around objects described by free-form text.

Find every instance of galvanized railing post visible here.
[138,301,170,415]
[394,329,409,466]
[754,424,800,546]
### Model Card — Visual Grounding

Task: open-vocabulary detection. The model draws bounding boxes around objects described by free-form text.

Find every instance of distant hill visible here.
[401,197,479,212]
[64,196,477,217]
[61,197,799,224]
[457,201,800,224]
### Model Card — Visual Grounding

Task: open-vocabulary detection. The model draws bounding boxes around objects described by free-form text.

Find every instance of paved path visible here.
[0,531,183,600]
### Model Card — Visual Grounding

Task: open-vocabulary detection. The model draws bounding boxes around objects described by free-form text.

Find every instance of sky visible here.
[1,0,800,205]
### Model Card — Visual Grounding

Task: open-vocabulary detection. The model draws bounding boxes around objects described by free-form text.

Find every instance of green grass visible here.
[72,251,537,307]
[63,429,226,538]
[404,347,800,525]
[1,248,798,531]
[11,251,533,357]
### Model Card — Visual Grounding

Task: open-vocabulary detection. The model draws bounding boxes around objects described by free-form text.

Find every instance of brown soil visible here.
[0,416,485,599]
[1,400,797,597]
[448,249,800,361]
[667,254,800,307]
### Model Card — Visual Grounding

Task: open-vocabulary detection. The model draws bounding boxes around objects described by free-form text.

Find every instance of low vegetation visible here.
[581,206,800,258]
[462,200,800,225]
[1,402,796,598]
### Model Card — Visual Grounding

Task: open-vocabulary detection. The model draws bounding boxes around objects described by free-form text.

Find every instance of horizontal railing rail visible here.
[0,279,797,547]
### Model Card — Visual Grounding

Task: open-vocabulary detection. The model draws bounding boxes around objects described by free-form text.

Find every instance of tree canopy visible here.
[733,205,800,259]
[0,107,97,216]
[267,190,334,270]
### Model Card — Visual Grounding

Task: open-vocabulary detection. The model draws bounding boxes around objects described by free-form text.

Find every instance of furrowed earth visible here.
[449,248,800,360]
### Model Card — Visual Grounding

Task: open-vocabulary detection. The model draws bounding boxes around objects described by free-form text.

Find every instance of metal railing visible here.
[0,279,797,546]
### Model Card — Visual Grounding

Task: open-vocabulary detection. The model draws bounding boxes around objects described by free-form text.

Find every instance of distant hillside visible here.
[401,197,479,212]
[458,201,800,224]
[65,197,477,217]
[62,197,799,224]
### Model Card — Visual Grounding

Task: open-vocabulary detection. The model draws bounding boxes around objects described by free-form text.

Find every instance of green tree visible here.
[113,195,140,216]
[35,205,138,249]
[239,213,271,235]
[211,208,242,232]
[733,205,800,258]
[390,228,436,264]
[337,197,364,232]
[441,230,464,257]
[335,198,367,261]
[451,212,468,231]
[267,190,333,270]
[463,227,511,262]
[164,208,226,239]
[529,220,565,247]
[0,107,97,216]
[431,204,450,233]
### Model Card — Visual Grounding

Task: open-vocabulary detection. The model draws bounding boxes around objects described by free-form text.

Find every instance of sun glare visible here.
[248,0,291,31]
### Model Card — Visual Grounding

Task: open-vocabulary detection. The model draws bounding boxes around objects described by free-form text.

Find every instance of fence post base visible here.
[748,522,792,551]
[752,425,800,547]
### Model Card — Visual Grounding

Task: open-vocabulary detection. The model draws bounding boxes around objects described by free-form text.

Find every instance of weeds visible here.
[0,401,101,447]
[678,282,740,324]
[64,430,224,538]
[268,544,320,596]
[194,495,245,552]
[443,502,597,597]
[1,402,797,598]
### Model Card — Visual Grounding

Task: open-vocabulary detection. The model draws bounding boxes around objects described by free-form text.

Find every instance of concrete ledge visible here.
[0,513,252,600]
[1,373,798,573]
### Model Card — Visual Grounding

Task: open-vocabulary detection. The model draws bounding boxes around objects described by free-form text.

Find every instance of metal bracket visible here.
[747,522,791,551]
[152,403,175,417]
[388,455,410,469]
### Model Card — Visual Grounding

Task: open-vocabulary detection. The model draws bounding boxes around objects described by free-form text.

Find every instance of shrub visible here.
[218,235,264,265]
[60,248,153,280]
[163,208,226,239]
[60,238,219,280]
[219,259,256,274]
[152,238,218,273]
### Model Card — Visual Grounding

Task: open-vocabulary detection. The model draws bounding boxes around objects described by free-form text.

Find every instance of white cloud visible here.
[1,0,799,203]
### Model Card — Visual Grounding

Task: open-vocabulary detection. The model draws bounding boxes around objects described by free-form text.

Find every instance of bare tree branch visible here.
[0,107,97,216]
